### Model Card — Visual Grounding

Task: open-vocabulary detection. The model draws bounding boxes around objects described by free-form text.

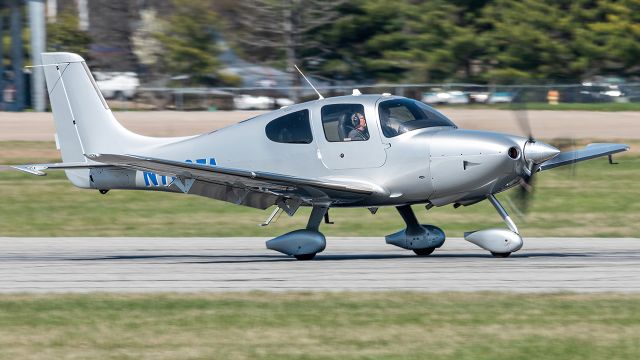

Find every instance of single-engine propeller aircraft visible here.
[8,53,630,259]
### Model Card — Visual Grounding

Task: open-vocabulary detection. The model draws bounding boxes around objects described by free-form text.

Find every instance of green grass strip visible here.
[0,292,638,360]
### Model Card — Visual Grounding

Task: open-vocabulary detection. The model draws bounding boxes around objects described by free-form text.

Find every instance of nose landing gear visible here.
[464,194,523,257]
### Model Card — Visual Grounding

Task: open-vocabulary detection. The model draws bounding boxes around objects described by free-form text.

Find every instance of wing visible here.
[87,153,386,208]
[537,143,629,172]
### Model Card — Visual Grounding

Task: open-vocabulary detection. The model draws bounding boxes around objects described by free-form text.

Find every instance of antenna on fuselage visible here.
[294,65,324,100]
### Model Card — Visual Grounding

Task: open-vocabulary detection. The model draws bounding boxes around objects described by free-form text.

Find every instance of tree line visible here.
[31,0,640,86]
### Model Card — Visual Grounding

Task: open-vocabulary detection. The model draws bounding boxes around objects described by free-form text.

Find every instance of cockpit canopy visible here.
[378,98,456,138]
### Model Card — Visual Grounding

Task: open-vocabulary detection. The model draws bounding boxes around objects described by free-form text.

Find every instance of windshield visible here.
[378,98,456,138]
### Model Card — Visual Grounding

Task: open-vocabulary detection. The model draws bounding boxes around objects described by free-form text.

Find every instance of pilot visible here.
[348,112,368,141]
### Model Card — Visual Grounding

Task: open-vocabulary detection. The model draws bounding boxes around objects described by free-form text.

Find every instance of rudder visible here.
[42,52,143,187]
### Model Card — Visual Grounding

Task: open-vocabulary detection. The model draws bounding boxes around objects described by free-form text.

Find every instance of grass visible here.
[0,292,638,360]
[439,102,640,111]
[0,141,638,238]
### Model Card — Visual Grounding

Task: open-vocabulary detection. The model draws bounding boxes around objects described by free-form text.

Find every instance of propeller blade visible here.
[511,90,534,141]
[515,171,536,214]
[547,138,578,178]
[511,88,538,214]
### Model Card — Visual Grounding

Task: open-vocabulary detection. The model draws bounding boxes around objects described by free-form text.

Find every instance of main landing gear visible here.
[463,194,523,257]
[266,204,329,260]
[265,194,521,260]
[385,205,445,256]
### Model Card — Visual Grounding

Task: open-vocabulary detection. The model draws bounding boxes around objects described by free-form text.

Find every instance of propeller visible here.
[511,91,536,213]
[509,90,560,214]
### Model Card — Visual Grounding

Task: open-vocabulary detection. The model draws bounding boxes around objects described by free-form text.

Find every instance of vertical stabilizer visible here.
[41,52,144,187]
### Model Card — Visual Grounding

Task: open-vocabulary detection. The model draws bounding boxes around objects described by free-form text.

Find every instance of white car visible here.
[234,94,294,110]
[422,91,469,105]
[93,71,140,100]
[487,92,514,104]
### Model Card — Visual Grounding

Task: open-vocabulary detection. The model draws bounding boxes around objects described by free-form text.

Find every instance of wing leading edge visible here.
[537,143,629,172]
[86,153,386,206]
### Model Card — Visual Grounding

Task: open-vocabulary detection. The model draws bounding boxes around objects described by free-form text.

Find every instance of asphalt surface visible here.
[0,237,638,293]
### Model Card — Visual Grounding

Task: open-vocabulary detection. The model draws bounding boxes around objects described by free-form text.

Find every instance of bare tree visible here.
[220,0,344,101]
[87,1,139,71]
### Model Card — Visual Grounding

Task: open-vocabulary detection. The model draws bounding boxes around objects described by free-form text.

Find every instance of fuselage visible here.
[123,94,531,208]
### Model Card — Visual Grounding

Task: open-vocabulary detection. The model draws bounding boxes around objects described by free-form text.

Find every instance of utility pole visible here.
[10,0,25,111]
[76,0,88,31]
[0,9,5,108]
[29,0,46,112]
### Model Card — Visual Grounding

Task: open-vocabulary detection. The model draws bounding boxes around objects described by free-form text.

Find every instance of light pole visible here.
[0,7,5,109]
[29,0,46,112]
[10,0,24,111]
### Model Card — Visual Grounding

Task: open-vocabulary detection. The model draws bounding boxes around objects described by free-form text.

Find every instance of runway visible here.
[0,237,638,293]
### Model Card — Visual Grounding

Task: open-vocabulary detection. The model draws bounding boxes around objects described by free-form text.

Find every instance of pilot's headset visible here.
[351,112,365,129]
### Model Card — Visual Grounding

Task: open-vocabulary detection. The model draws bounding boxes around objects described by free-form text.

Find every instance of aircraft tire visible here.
[413,247,436,256]
[491,252,511,258]
[294,253,317,261]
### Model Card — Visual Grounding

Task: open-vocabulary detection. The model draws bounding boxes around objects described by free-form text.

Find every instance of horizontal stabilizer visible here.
[538,143,629,172]
[10,162,114,176]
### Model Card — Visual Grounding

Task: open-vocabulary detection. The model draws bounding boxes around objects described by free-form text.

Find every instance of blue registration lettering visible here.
[144,157,216,187]
[143,172,158,186]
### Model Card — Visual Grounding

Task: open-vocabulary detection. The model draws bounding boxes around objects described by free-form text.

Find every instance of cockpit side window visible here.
[379,99,456,138]
[321,104,370,142]
[265,110,313,144]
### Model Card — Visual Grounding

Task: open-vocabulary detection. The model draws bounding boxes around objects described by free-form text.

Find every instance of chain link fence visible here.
[113,82,640,111]
[6,82,636,111]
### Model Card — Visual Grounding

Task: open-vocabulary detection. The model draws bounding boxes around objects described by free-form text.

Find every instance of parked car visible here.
[487,92,514,104]
[93,71,140,100]
[620,85,640,102]
[422,91,469,105]
[560,85,617,103]
[468,92,490,103]
[233,94,294,110]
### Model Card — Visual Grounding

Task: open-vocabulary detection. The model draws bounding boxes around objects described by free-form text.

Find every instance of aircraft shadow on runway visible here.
[68,252,589,264]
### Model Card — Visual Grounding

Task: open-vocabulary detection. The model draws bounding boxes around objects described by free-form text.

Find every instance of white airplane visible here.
[9,53,629,260]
